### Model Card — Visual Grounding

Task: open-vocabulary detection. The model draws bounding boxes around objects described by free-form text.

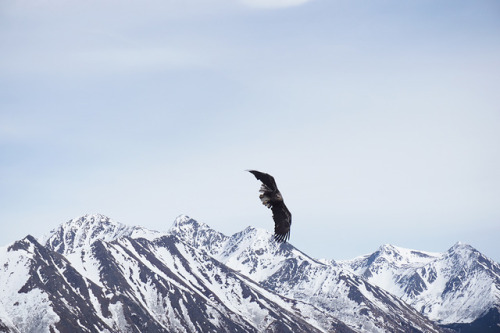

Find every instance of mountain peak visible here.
[233,225,272,243]
[41,213,162,255]
[2,213,497,333]
[373,244,412,264]
[450,241,473,250]
[171,214,209,230]
[76,213,112,223]
[342,243,442,279]
[7,234,40,253]
[376,244,441,262]
[169,215,228,253]
[170,215,212,240]
[52,213,121,233]
[448,241,478,255]
[446,242,479,262]
[378,243,400,253]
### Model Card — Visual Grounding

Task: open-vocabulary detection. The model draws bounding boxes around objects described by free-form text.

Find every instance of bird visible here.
[247,170,292,243]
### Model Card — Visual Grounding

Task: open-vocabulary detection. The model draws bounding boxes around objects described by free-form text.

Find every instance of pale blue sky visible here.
[1,0,499,262]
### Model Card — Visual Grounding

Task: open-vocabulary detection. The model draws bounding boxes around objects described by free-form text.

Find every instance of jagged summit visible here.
[438,242,480,264]
[229,225,273,242]
[169,215,272,241]
[170,214,210,231]
[378,244,441,264]
[40,213,163,255]
[169,214,228,254]
[444,242,494,274]
[445,242,487,263]
[2,214,498,332]
[345,243,441,276]
[341,241,500,327]
[7,234,40,253]
[448,241,477,252]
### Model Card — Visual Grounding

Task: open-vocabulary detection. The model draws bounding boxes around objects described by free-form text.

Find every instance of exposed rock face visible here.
[1,214,497,332]
[340,243,500,331]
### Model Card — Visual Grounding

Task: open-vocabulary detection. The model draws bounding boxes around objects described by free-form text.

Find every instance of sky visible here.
[1,0,499,262]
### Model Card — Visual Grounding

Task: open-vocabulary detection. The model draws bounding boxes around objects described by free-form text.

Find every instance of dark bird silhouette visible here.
[247,170,292,243]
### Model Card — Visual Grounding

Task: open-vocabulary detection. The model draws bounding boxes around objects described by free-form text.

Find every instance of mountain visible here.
[0,215,352,333]
[340,243,500,332]
[0,214,497,332]
[170,215,442,333]
[39,214,164,254]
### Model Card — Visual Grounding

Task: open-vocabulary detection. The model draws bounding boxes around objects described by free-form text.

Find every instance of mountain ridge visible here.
[340,239,500,330]
[0,214,498,332]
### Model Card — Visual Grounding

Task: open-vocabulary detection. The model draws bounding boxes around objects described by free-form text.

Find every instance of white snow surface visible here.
[340,242,500,324]
[39,213,166,255]
[0,243,59,333]
[30,214,333,332]
[170,217,441,333]
[1,214,498,332]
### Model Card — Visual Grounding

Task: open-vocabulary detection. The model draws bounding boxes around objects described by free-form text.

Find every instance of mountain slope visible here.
[2,214,356,333]
[170,216,443,333]
[40,214,164,255]
[1,214,498,332]
[340,243,500,331]
[0,236,114,333]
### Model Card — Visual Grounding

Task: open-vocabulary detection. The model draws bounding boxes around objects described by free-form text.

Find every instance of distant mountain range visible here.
[0,214,498,332]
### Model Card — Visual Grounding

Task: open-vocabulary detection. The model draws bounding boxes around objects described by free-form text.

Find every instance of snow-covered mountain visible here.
[40,214,164,255]
[340,243,500,332]
[170,216,441,332]
[0,214,498,332]
[1,218,344,333]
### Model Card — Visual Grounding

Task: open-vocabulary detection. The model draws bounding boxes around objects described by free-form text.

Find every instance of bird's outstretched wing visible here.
[271,202,291,243]
[247,170,278,191]
[247,170,292,243]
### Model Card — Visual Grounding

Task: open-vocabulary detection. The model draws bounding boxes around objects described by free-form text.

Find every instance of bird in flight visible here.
[247,170,292,243]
